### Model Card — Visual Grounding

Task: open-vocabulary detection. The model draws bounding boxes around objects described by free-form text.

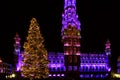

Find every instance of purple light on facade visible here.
[53,74,56,76]
[80,64,107,67]
[49,64,64,68]
[49,74,64,77]
[49,74,52,77]
[16,54,23,71]
[61,74,64,76]
[48,52,110,78]
[57,74,60,76]
[108,68,111,71]
[85,74,90,78]
[105,74,108,76]
[80,74,84,78]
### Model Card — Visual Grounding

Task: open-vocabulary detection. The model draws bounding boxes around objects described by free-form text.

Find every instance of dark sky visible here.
[0,0,119,67]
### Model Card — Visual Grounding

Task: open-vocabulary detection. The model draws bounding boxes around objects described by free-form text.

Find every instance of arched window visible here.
[81,60,83,63]
[52,68,55,71]
[53,60,55,63]
[96,60,98,63]
[102,61,104,63]
[89,60,91,63]
[68,66,72,71]
[99,67,101,72]
[57,60,59,63]
[80,66,83,71]
[61,67,64,71]
[94,60,96,63]
[101,66,105,71]
[57,67,60,71]
[91,66,94,72]
[61,60,64,63]
[73,47,77,54]
[86,66,88,72]
[96,66,98,71]
[68,56,72,63]
[74,56,77,63]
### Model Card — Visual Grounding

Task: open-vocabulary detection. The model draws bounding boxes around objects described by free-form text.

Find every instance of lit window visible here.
[49,74,52,77]
[68,66,72,71]
[74,66,77,71]
[61,74,64,76]
[53,74,56,77]
[57,74,60,77]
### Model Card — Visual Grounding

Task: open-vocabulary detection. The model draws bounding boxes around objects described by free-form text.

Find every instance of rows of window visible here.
[48,55,107,60]
[49,61,107,64]
[80,66,108,72]
[80,74,108,78]
[49,67,66,72]
[80,60,106,64]
[80,57,106,60]
[68,66,78,71]
[49,60,64,64]
[49,59,107,64]
[48,66,110,72]
[48,56,64,59]
[49,74,64,77]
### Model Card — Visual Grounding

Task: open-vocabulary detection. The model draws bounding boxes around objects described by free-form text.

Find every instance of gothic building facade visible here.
[13,0,111,79]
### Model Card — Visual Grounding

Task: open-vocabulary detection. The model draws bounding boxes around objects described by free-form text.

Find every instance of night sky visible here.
[0,0,118,70]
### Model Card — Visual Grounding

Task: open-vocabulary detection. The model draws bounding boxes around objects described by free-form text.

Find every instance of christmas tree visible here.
[21,18,49,80]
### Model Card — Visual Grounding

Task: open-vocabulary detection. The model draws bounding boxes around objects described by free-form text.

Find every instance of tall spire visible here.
[61,0,81,78]
[64,0,76,9]
[61,0,81,33]
[14,32,22,71]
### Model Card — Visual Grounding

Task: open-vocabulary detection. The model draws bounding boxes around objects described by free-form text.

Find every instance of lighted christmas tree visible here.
[21,18,49,80]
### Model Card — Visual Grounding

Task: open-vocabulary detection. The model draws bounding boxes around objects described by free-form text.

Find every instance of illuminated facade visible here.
[48,0,111,79]
[14,0,111,79]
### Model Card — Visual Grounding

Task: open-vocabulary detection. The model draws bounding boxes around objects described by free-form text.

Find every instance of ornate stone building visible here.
[14,0,111,79]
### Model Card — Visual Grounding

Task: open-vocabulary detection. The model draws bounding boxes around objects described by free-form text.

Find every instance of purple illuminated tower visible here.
[14,33,22,72]
[105,39,111,56]
[61,0,81,78]
[105,39,111,72]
